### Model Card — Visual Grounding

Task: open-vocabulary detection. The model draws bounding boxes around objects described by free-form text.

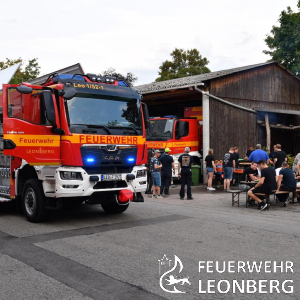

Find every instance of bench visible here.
[274,190,290,203]
[227,190,244,207]
[253,191,289,209]
[252,193,274,209]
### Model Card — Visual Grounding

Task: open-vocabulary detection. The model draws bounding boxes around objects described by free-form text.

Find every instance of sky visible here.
[0,0,298,85]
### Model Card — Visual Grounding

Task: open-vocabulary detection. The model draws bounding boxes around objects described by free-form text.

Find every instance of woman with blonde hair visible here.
[205,149,216,191]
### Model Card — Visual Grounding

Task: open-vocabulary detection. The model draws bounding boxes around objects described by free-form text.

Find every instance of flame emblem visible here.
[159,255,191,294]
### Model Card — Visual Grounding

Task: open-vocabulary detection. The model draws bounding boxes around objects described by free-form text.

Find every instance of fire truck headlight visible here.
[136,169,146,178]
[60,171,83,181]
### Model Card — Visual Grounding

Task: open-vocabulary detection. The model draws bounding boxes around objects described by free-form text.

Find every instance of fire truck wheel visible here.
[22,179,49,223]
[101,201,129,214]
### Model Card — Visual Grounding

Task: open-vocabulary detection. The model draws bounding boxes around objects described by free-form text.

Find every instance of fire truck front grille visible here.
[82,166,133,175]
[93,181,128,189]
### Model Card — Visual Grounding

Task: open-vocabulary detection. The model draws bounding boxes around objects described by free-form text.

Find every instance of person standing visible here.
[293,152,300,175]
[150,150,163,199]
[245,146,254,159]
[233,147,239,168]
[269,144,277,166]
[248,144,270,165]
[223,147,235,191]
[178,147,194,200]
[204,149,216,191]
[273,144,287,169]
[160,148,175,196]
[276,162,296,206]
[145,149,154,194]
[232,147,239,185]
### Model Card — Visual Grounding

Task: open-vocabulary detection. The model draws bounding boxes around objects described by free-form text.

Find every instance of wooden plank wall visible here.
[209,64,300,159]
[208,100,257,159]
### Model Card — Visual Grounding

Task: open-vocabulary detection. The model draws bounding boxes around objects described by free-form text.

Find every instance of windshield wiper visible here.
[108,126,140,135]
[71,124,112,135]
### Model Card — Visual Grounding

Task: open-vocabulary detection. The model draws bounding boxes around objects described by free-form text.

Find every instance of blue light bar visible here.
[87,158,95,162]
[118,81,129,87]
[127,158,135,162]
[52,74,85,83]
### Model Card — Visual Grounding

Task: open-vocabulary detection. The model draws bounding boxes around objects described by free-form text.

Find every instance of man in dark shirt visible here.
[269,144,277,166]
[223,147,235,191]
[276,162,296,205]
[238,161,259,191]
[232,147,239,185]
[248,159,277,210]
[145,149,154,194]
[274,144,287,169]
[160,147,175,196]
[178,147,194,200]
[245,146,254,159]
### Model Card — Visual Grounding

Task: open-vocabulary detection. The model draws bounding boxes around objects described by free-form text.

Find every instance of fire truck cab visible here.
[146,117,202,178]
[0,73,149,222]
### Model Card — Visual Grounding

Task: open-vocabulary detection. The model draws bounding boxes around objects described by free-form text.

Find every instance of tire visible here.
[22,179,49,223]
[101,201,129,214]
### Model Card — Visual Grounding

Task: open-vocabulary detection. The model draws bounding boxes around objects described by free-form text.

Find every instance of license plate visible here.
[101,174,122,181]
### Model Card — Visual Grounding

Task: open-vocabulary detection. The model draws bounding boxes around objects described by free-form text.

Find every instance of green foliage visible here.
[99,68,138,87]
[286,154,294,169]
[155,48,210,82]
[263,1,300,75]
[0,58,40,84]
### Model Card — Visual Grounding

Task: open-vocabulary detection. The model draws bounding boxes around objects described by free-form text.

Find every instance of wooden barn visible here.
[136,62,300,180]
[136,61,300,177]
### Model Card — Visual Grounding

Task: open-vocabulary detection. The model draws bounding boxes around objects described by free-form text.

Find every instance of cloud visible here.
[0,0,298,85]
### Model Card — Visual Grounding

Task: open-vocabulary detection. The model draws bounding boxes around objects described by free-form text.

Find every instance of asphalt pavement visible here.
[0,185,299,300]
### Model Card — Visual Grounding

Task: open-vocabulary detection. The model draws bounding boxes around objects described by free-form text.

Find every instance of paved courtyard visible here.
[0,185,299,299]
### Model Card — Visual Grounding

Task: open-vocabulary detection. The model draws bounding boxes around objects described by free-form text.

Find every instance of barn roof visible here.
[28,63,84,85]
[135,61,287,94]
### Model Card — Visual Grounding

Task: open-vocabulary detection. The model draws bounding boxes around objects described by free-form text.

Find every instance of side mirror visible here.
[176,121,189,139]
[43,90,57,128]
[63,88,77,100]
[142,102,150,131]
[16,85,33,94]
[126,174,135,181]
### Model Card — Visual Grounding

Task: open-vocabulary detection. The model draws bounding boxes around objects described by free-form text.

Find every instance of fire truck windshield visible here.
[146,119,174,141]
[66,95,142,133]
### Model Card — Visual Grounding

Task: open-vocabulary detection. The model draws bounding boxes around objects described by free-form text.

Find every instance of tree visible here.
[0,58,41,84]
[263,1,300,75]
[99,68,138,87]
[155,48,210,82]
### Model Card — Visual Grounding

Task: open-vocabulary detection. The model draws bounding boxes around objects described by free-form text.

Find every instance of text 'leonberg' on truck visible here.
[0,73,150,222]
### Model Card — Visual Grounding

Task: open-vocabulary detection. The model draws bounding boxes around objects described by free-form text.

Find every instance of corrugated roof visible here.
[135,62,275,94]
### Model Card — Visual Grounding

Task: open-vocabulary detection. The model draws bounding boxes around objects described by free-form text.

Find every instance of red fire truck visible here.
[0,73,149,222]
[146,109,202,178]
